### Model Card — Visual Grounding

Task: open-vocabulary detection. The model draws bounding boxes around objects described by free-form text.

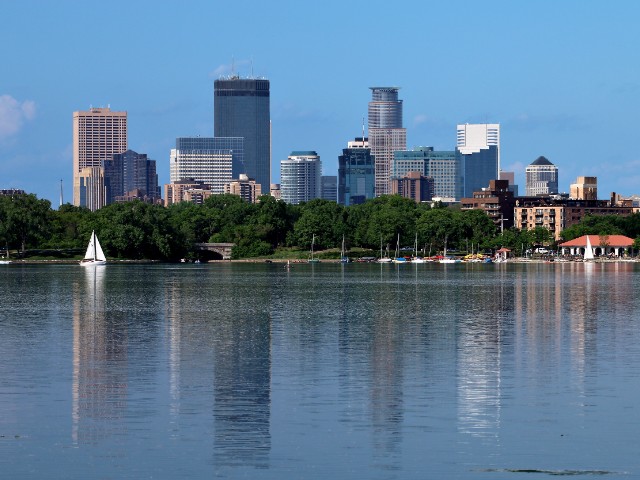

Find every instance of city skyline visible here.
[2,1,640,205]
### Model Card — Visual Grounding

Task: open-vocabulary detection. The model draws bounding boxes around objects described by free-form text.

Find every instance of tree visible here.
[3,194,52,254]
[292,199,347,250]
[348,195,417,249]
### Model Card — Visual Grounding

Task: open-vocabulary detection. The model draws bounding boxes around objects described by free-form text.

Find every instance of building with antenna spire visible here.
[214,76,270,193]
[338,136,375,206]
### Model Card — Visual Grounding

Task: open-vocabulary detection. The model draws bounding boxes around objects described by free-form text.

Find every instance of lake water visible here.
[1,262,639,479]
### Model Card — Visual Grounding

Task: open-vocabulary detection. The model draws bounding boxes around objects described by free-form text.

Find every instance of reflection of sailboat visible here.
[340,235,349,263]
[80,231,107,266]
[584,235,595,261]
[308,234,320,263]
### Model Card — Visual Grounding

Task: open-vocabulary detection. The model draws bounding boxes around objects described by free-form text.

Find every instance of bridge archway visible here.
[194,243,234,260]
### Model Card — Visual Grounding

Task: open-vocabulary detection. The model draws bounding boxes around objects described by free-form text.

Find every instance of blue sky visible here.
[2,0,640,205]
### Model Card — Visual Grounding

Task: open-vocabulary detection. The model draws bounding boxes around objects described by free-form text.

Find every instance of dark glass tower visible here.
[338,137,375,206]
[214,77,271,192]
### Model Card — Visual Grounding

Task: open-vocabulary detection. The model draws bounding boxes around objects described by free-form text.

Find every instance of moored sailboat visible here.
[308,234,320,263]
[340,235,349,263]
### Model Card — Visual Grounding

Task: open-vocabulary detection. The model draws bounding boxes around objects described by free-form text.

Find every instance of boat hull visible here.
[80,260,107,266]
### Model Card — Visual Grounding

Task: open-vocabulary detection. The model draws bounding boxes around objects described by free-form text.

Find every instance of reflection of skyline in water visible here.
[456,267,508,440]
[164,267,272,469]
[72,266,128,445]
[3,263,640,478]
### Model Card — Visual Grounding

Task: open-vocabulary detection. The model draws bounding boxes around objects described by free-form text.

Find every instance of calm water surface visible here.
[1,262,639,479]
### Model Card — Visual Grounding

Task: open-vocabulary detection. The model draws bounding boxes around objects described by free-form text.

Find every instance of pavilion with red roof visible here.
[558,234,634,257]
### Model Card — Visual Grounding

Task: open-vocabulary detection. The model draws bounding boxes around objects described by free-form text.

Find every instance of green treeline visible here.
[2,193,640,260]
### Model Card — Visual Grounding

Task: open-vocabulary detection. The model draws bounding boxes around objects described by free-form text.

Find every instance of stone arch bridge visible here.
[194,243,234,260]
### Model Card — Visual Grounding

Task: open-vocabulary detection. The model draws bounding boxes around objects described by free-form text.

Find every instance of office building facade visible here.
[73,107,127,207]
[170,137,243,193]
[570,176,597,200]
[320,176,337,202]
[223,174,262,203]
[214,77,271,192]
[338,137,375,206]
[456,123,500,198]
[392,147,460,200]
[525,156,558,196]
[368,87,406,196]
[74,166,107,211]
[280,151,321,204]
[389,171,434,203]
[104,149,160,204]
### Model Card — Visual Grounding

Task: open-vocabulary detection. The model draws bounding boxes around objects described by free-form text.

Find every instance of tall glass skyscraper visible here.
[338,137,375,206]
[214,77,271,193]
[368,87,406,196]
[104,149,160,204]
[456,123,500,198]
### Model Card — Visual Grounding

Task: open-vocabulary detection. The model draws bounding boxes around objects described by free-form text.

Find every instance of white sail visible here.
[84,233,96,260]
[81,231,107,265]
[584,235,594,260]
[94,234,106,262]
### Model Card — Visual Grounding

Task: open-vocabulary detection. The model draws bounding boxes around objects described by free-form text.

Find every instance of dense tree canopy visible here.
[3,192,640,260]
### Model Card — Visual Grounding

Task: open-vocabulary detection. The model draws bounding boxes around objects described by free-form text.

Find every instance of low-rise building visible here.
[514,198,632,240]
[559,234,634,257]
[461,180,515,231]
[389,171,434,203]
[164,179,211,206]
[223,174,262,203]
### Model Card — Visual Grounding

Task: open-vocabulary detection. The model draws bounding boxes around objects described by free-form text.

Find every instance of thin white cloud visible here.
[413,114,428,126]
[0,94,36,140]
[209,59,252,78]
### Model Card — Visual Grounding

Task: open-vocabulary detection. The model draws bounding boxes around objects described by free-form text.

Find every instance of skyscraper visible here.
[73,107,127,207]
[280,151,321,204]
[169,137,243,193]
[456,123,500,198]
[525,156,558,196]
[104,149,160,204]
[368,87,406,196]
[214,77,271,193]
[338,137,375,206]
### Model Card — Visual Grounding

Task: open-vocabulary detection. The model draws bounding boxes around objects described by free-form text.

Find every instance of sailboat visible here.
[308,234,320,263]
[439,235,457,263]
[584,235,595,261]
[393,233,407,263]
[340,235,349,263]
[80,231,107,266]
[378,235,391,263]
[412,233,425,263]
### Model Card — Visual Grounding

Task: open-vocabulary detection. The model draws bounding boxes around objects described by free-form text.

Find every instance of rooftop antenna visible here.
[362,116,365,141]
[59,179,63,207]
[251,56,254,78]
[231,56,235,77]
